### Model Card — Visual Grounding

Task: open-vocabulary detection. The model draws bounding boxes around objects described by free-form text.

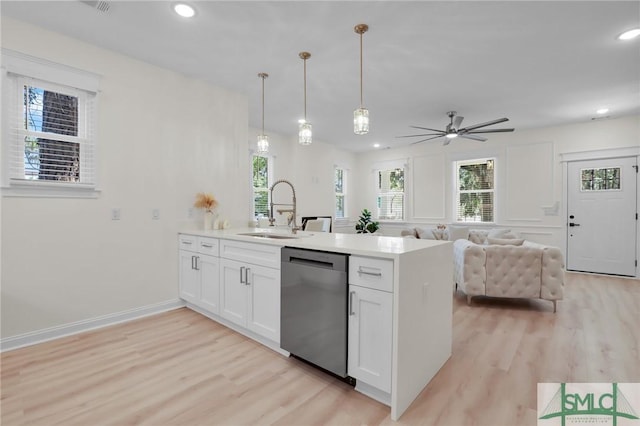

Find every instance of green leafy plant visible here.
[355,208,380,234]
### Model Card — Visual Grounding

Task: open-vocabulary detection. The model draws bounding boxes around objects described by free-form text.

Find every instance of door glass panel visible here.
[580,167,621,191]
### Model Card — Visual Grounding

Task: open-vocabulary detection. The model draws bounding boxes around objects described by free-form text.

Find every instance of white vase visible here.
[204,211,214,230]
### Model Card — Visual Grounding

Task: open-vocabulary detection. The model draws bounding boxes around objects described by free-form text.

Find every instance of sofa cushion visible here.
[488,228,514,239]
[448,225,470,241]
[400,228,418,238]
[487,237,525,246]
[416,227,448,240]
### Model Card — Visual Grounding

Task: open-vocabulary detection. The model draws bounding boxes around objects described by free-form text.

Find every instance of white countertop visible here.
[180,227,450,259]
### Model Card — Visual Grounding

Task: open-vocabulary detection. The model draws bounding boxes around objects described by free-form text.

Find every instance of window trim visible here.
[375,165,406,222]
[251,153,273,220]
[334,166,347,219]
[1,49,101,198]
[454,157,496,224]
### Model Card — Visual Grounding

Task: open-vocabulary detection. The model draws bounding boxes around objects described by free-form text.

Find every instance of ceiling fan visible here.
[398,111,515,145]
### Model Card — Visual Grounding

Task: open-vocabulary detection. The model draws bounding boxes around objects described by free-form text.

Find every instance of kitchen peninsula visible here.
[178,228,453,421]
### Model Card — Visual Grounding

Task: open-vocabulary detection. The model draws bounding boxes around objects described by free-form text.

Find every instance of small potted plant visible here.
[355,208,380,234]
[194,192,218,230]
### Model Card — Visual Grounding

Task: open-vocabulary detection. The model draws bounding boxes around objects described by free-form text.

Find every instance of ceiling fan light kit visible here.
[353,23,370,135]
[398,110,515,145]
[298,51,312,146]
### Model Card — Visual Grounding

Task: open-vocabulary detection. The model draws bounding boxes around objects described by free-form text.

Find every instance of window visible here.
[456,158,495,223]
[2,50,99,196]
[377,167,404,220]
[335,167,347,218]
[252,154,271,218]
[581,167,621,191]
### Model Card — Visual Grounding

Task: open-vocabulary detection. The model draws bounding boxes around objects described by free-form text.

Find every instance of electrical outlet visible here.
[111,208,121,220]
[152,208,160,220]
[187,207,194,219]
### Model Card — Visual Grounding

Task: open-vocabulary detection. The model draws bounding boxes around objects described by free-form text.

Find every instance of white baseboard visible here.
[0,299,186,352]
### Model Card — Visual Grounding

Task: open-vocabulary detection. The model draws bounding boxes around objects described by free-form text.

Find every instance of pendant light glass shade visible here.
[354,108,369,135]
[354,24,369,135]
[298,121,312,145]
[257,72,269,153]
[298,52,312,145]
[256,134,269,153]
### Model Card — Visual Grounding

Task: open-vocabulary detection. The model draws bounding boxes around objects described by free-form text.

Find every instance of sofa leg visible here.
[552,300,557,313]
[466,295,472,306]
[455,282,458,292]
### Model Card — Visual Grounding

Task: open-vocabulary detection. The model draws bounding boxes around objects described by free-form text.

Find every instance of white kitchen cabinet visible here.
[219,249,280,343]
[178,235,220,314]
[198,254,220,313]
[348,284,393,393]
[179,249,199,303]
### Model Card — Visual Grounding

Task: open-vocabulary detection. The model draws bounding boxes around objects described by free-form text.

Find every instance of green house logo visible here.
[539,383,639,426]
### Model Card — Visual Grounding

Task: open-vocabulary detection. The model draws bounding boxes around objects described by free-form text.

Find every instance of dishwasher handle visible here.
[289,256,336,270]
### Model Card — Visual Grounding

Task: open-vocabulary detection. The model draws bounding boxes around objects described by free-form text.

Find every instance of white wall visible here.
[1,18,250,338]
[352,115,640,252]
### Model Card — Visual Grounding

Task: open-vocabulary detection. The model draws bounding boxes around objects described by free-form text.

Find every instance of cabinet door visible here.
[348,285,392,393]
[198,254,220,314]
[179,250,199,303]
[246,264,280,343]
[219,258,248,327]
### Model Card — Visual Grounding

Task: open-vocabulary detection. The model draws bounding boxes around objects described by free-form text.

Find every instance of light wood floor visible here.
[2,272,639,426]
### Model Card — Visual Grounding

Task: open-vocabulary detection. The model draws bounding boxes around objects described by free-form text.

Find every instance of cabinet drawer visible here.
[219,239,281,269]
[197,237,219,256]
[178,234,198,252]
[349,256,394,293]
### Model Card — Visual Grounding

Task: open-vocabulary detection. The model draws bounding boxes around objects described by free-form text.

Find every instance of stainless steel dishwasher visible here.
[281,247,349,378]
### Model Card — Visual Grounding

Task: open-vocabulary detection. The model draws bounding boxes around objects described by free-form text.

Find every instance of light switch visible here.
[111,208,121,220]
[152,209,160,220]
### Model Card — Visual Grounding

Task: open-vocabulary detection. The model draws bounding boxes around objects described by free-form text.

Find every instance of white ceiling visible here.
[2,1,639,152]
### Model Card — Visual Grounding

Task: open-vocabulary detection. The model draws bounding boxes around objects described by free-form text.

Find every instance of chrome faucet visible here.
[269,179,301,234]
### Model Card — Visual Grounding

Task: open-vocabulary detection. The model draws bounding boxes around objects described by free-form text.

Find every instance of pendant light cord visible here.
[261,75,265,133]
[303,57,307,120]
[359,31,364,108]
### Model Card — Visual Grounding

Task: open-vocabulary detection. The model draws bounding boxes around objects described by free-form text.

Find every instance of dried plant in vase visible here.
[194,193,218,230]
[194,192,218,213]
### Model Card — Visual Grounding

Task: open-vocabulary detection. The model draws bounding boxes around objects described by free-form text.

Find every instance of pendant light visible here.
[256,73,269,153]
[353,24,369,135]
[298,51,312,145]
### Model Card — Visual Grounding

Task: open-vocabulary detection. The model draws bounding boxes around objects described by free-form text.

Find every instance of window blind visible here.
[7,75,96,187]
[456,159,495,222]
[377,168,405,220]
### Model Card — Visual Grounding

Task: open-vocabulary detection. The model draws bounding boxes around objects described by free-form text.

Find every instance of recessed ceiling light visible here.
[373,143,380,148]
[596,108,609,114]
[173,3,195,18]
[618,28,640,40]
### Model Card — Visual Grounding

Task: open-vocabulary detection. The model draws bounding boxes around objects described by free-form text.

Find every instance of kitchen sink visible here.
[237,232,299,239]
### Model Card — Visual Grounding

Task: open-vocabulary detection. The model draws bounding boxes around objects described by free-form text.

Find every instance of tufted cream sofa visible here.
[453,229,564,312]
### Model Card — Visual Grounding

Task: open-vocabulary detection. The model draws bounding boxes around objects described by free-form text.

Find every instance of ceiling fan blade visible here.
[466,128,515,134]
[396,133,443,138]
[453,115,464,129]
[458,134,488,142]
[409,135,444,145]
[410,125,446,133]
[459,117,509,132]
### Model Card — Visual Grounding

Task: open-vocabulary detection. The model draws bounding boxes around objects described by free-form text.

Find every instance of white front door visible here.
[567,156,637,276]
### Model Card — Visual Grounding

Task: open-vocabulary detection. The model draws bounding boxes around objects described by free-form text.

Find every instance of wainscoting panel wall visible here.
[412,154,446,220]
[504,142,554,222]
